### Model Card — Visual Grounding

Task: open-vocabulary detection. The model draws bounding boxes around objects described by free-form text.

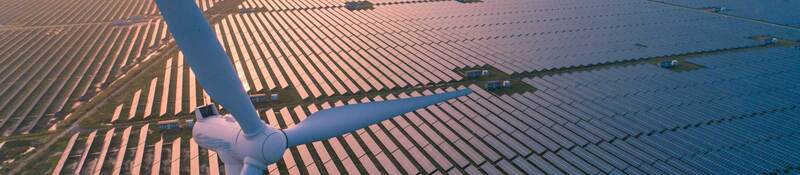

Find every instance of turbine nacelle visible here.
[192,105,286,172]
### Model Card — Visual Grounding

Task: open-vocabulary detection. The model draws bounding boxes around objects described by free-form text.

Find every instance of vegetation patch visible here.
[238,8,261,13]
[2,136,58,174]
[0,139,37,167]
[749,35,799,46]
[344,1,374,11]
[159,127,193,143]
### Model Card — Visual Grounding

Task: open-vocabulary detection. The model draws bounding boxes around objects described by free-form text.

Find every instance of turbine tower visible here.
[153,0,472,174]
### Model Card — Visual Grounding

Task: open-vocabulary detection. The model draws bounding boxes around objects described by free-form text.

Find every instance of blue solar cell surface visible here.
[655,0,800,28]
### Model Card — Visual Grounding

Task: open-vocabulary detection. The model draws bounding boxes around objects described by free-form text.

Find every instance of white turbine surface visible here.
[154,0,472,174]
[153,0,270,136]
[284,89,472,147]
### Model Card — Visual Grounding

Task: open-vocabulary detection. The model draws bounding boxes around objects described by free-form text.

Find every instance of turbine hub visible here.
[193,115,287,165]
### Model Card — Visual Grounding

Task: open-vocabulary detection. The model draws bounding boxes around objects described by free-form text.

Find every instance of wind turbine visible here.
[153,0,472,174]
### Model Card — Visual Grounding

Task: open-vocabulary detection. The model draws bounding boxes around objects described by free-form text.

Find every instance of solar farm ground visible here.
[0,0,799,174]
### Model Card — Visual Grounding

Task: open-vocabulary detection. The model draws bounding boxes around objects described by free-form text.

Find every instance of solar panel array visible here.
[4,0,800,174]
[50,47,800,174]
[105,0,800,117]
[653,0,800,28]
[211,0,800,96]
[0,0,233,136]
[0,22,170,136]
[262,48,798,174]
[0,0,222,26]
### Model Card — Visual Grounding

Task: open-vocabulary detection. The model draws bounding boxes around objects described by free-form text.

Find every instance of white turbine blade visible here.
[240,159,266,175]
[283,89,472,147]
[154,0,272,135]
[240,165,263,175]
[217,152,243,174]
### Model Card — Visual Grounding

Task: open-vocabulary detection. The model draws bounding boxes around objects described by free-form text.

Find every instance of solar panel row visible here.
[0,0,221,26]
